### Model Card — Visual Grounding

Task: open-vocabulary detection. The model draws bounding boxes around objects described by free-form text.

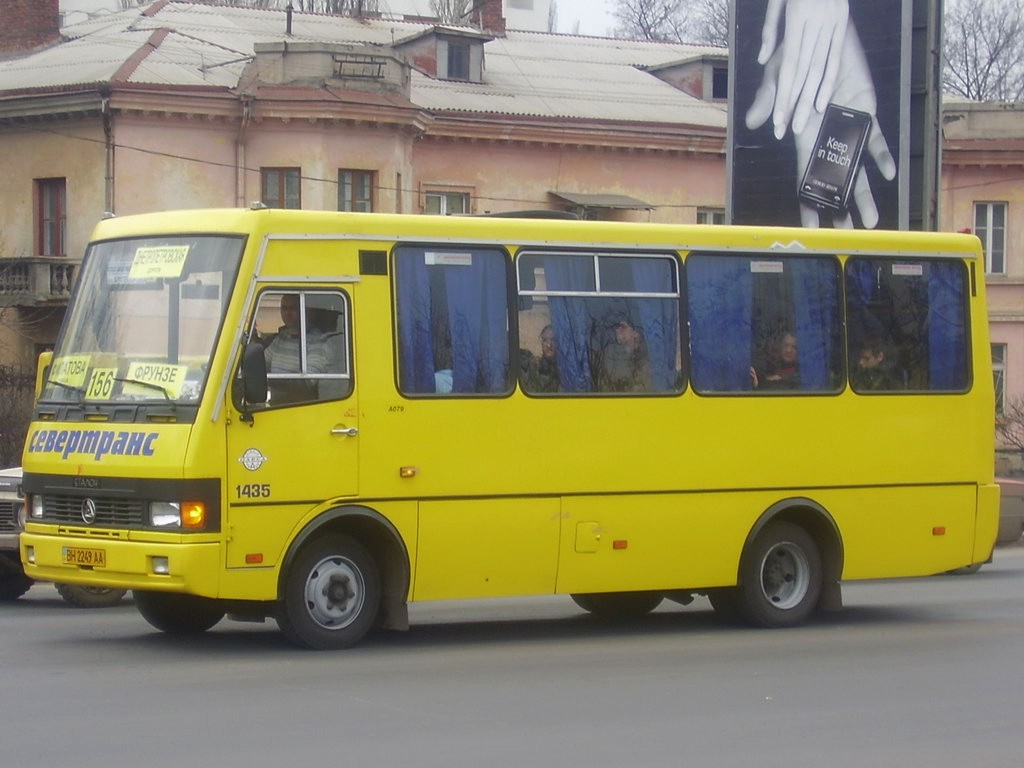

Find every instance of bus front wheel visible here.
[134,591,225,634]
[277,535,381,650]
[56,583,129,608]
[736,521,822,628]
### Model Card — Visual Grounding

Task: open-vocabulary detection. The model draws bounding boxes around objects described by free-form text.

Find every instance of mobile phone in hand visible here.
[798,104,872,213]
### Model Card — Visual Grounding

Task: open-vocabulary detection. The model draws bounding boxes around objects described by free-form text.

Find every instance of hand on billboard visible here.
[757,0,849,139]
[746,20,896,228]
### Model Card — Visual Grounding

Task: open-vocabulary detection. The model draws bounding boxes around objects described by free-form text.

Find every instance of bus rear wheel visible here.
[134,591,225,634]
[736,521,822,628]
[277,535,381,650]
[571,591,663,618]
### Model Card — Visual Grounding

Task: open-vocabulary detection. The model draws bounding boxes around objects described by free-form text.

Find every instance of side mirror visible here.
[35,350,53,400]
[240,343,268,409]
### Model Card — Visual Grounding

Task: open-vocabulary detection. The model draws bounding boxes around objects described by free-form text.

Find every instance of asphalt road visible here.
[3,545,1023,768]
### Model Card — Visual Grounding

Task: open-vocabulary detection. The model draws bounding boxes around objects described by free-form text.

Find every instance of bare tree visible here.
[943,0,1024,101]
[612,0,688,42]
[285,0,382,11]
[430,0,472,25]
[0,364,33,468]
[691,0,729,47]
[612,0,727,45]
[998,396,1024,458]
[183,0,382,12]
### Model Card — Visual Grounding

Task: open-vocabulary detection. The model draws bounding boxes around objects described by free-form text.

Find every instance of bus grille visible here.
[41,495,145,528]
[0,500,17,533]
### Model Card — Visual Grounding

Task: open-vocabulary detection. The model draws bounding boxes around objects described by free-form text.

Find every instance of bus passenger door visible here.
[224,288,357,570]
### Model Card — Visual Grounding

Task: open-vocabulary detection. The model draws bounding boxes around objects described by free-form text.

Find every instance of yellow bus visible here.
[20,208,999,649]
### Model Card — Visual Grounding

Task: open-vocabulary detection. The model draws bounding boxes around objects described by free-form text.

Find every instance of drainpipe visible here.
[101,90,114,215]
[236,95,252,207]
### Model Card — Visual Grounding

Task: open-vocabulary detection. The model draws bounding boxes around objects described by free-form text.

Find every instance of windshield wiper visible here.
[49,380,85,403]
[114,377,176,407]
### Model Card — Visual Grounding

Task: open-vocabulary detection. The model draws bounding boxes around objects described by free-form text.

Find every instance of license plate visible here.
[62,546,107,567]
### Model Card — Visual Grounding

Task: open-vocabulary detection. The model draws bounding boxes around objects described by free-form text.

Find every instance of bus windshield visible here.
[40,235,244,409]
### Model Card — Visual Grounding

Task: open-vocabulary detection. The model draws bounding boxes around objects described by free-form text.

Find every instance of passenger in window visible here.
[597,317,651,393]
[308,305,351,399]
[520,325,560,393]
[851,337,900,391]
[264,293,326,403]
[307,307,346,374]
[751,331,800,390]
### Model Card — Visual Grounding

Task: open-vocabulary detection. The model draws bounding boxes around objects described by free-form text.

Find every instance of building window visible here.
[36,178,66,257]
[697,207,725,225]
[712,66,728,99]
[447,42,470,81]
[993,343,1006,414]
[974,202,1006,274]
[261,168,301,209]
[425,191,470,215]
[338,170,375,212]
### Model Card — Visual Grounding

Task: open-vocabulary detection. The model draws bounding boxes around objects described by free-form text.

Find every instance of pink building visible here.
[0,0,727,368]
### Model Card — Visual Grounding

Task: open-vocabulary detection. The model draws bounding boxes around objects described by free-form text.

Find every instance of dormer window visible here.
[642,54,730,102]
[712,65,728,100]
[439,36,483,81]
[395,27,489,84]
[447,41,471,81]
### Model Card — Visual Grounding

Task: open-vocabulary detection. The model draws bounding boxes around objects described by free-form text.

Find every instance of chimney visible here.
[0,0,60,55]
[471,0,505,37]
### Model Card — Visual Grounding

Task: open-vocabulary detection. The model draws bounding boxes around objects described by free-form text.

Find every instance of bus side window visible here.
[845,258,968,392]
[687,253,843,394]
[516,251,683,396]
[394,246,512,396]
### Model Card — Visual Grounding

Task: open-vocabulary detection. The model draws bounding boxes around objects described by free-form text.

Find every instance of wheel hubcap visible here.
[304,555,365,630]
[758,542,810,610]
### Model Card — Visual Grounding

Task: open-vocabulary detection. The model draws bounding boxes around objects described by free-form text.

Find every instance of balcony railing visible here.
[0,257,78,306]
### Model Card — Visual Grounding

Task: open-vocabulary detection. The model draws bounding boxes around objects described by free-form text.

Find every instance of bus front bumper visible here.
[20,530,222,598]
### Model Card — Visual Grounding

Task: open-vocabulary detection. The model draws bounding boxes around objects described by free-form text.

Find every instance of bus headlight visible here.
[150,501,181,527]
[149,501,207,529]
[30,494,43,519]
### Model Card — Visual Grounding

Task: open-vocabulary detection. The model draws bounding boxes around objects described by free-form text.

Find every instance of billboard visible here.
[729,0,910,229]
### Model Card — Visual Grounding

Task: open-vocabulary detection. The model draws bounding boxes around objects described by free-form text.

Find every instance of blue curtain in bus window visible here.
[395,250,437,393]
[631,259,680,391]
[845,259,879,346]
[790,258,838,390]
[444,251,509,393]
[545,257,595,393]
[687,255,753,391]
[847,259,876,308]
[927,262,967,390]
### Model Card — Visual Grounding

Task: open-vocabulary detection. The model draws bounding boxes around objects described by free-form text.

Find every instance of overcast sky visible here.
[554,0,616,36]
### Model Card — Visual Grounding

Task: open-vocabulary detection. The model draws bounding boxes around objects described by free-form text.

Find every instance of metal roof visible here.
[0,1,726,127]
